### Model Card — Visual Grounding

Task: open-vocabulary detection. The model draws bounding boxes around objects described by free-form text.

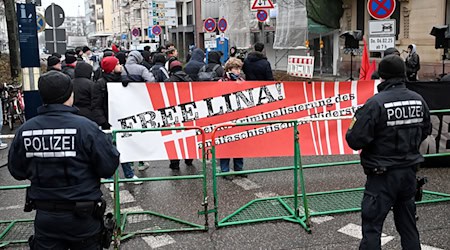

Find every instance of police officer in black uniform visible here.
[346,55,431,250]
[8,71,120,249]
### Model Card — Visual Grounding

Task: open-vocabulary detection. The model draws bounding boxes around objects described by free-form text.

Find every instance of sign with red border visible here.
[204,18,216,33]
[256,10,269,22]
[218,18,227,33]
[152,25,162,36]
[251,0,275,10]
[367,0,396,20]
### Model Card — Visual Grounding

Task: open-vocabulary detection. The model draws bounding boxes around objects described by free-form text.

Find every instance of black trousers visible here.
[169,159,193,168]
[31,210,102,250]
[360,166,420,250]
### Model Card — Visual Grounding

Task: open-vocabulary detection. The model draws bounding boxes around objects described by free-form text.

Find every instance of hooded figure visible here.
[204,51,224,78]
[72,62,95,120]
[121,50,155,82]
[150,53,169,82]
[141,50,153,70]
[242,43,274,81]
[184,48,205,81]
[405,44,420,81]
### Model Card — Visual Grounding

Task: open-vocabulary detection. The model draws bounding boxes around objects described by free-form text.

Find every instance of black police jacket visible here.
[346,78,431,170]
[8,104,120,201]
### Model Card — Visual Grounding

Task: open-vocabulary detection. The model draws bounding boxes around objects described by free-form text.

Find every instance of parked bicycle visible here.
[1,83,25,131]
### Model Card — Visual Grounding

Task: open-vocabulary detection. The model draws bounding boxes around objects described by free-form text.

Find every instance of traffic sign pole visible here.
[51,3,56,54]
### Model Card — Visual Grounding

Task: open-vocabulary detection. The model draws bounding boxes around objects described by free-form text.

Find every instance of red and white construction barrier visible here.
[287,56,315,79]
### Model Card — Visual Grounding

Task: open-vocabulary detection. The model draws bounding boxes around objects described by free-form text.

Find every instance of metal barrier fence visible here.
[111,126,209,245]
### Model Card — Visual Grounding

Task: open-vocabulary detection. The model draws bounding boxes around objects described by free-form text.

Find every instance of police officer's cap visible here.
[38,71,73,104]
[378,55,406,80]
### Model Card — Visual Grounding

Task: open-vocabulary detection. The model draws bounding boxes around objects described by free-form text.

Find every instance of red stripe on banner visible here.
[337,81,354,155]
[165,141,178,159]
[178,138,186,159]
[146,83,172,137]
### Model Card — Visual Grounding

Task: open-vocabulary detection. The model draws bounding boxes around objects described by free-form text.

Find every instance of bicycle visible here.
[1,83,25,131]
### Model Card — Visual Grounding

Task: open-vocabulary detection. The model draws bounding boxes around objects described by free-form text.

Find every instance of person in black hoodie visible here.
[150,53,170,82]
[184,48,205,81]
[72,62,95,120]
[164,60,194,170]
[243,42,274,81]
[199,51,224,80]
[141,50,153,70]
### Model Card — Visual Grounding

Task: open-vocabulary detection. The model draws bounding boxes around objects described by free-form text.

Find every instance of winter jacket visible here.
[405,44,420,77]
[91,72,122,129]
[242,51,274,81]
[72,62,95,121]
[150,53,169,82]
[346,77,431,170]
[205,51,224,78]
[141,50,153,70]
[121,51,155,82]
[184,48,205,81]
[62,63,76,79]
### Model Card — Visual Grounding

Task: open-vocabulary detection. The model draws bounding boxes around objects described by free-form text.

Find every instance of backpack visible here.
[197,64,221,81]
[151,65,169,82]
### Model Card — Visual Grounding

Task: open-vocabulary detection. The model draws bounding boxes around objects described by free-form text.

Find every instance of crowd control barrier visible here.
[210,120,311,231]
[111,126,209,245]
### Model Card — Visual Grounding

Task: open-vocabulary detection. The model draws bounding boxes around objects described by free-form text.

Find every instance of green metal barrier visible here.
[209,116,450,232]
[210,120,311,232]
[111,126,209,245]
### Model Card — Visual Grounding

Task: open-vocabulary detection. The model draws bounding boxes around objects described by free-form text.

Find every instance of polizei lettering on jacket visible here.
[22,129,77,158]
[117,83,286,136]
[384,100,424,126]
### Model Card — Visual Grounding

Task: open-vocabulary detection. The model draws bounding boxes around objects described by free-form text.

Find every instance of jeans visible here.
[220,158,243,172]
[109,162,134,179]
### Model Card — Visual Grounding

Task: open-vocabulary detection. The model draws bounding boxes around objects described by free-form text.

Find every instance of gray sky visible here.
[41,0,85,17]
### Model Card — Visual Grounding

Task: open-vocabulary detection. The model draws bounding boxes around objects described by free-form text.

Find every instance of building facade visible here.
[0,2,7,52]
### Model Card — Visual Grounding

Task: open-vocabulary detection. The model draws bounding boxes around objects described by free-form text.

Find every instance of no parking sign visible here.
[367,0,396,20]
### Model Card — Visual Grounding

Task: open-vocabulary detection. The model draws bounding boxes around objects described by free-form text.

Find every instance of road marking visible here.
[338,223,394,246]
[142,234,176,249]
[121,206,153,224]
[232,178,261,190]
[0,205,21,211]
[310,216,334,224]
[118,190,136,204]
[254,192,278,198]
[421,244,444,250]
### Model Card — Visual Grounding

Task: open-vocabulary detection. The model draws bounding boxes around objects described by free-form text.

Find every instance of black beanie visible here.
[378,55,406,80]
[47,56,60,67]
[38,71,73,104]
[82,46,91,53]
[65,51,77,64]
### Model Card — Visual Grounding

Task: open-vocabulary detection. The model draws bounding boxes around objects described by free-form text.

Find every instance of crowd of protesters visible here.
[44,42,274,182]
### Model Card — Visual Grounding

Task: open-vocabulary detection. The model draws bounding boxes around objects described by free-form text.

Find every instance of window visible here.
[187,1,193,25]
[134,9,141,19]
[446,0,450,24]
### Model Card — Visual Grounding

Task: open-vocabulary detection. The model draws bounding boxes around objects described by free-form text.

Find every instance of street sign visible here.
[218,18,227,33]
[44,3,65,28]
[251,0,275,10]
[132,28,140,37]
[17,3,40,68]
[205,40,217,49]
[367,0,396,20]
[369,36,395,51]
[256,10,268,22]
[45,28,65,41]
[121,34,127,40]
[204,18,216,32]
[369,19,396,36]
[36,13,45,32]
[152,25,162,36]
[149,0,177,27]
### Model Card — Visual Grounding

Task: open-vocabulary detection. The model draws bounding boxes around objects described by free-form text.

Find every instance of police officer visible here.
[346,55,431,250]
[8,71,120,249]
